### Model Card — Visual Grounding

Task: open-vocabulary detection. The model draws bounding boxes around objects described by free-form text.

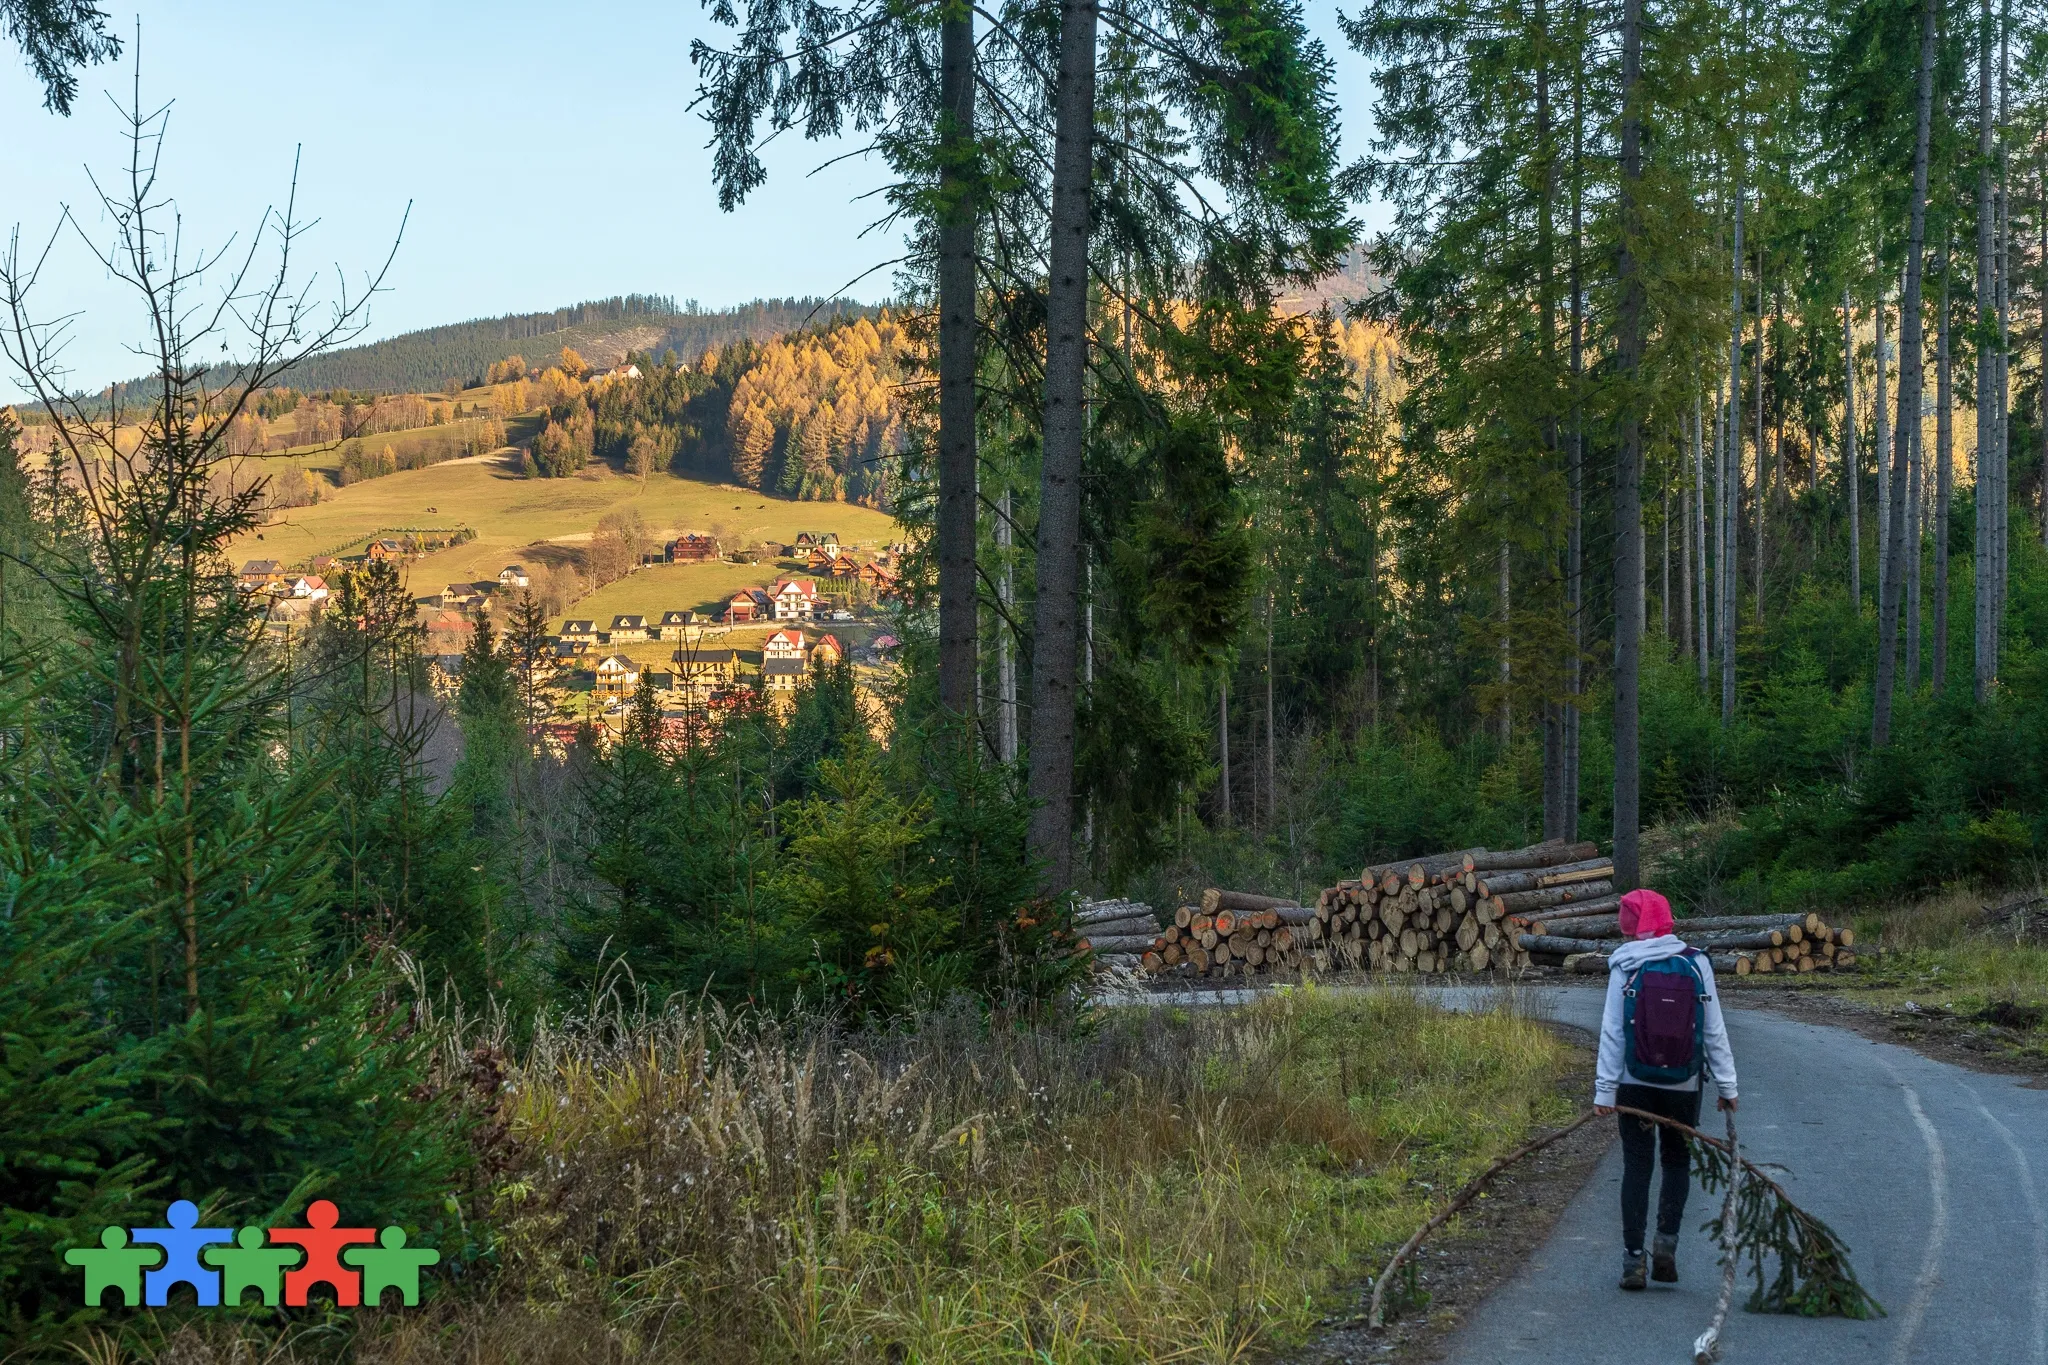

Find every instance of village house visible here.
[422,610,474,670]
[760,657,806,693]
[812,633,844,666]
[365,537,409,561]
[289,575,329,602]
[666,534,719,563]
[655,609,699,640]
[593,654,639,700]
[828,552,860,579]
[237,559,287,592]
[265,596,316,627]
[609,614,650,643]
[436,583,480,610]
[498,564,530,589]
[804,546,837,572]
[770,579,819,621]
[764,628,806,661]
[559,619,600,644]
[793,532,820,550]
[723,589,767,624]
[858,561,897,590]
[552,639,589,663]
[671,645,738,681]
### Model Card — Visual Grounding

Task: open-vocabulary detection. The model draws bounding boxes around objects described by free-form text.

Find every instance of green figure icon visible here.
[202,1227,302,1306]
[65,1227,163,1307]
[342,1227,441,1307]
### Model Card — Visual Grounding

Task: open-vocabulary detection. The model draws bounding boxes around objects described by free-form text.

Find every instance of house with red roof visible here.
[770,579,819,621]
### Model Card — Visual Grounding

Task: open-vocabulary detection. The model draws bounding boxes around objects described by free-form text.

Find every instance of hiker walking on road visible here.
[1594,888,1738,1292]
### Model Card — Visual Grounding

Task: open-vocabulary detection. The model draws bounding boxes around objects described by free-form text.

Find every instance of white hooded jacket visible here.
[1594,934,1738,1107]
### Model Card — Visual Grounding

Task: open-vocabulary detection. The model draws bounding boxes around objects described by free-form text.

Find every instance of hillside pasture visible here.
[228,449,898,605]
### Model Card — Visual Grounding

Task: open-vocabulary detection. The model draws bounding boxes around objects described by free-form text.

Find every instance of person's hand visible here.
[1596,1105,1615,1116]
[1717,1095,1738,1112]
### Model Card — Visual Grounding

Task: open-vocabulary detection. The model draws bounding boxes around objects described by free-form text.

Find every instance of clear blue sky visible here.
[1,1,1381,398]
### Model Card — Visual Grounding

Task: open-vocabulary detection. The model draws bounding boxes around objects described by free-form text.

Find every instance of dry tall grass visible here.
[1862,881,2048,1014]
[97,988,1571,1365]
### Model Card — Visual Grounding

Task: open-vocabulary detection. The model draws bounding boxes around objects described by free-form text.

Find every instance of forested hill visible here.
[280,294,878,394]
[120,295,879,399]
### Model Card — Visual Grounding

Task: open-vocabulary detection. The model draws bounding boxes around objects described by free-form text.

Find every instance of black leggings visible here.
[1616,1083,1702,1252]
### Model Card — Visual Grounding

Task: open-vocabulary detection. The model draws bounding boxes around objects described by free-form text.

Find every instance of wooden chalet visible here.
[593,654,640,700]
[667,533,720,563]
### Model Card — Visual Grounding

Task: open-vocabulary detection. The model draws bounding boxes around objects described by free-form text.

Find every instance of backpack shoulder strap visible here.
[1674,946,1709,994]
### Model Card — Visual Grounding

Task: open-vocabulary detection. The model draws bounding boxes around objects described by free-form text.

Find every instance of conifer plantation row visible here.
[4,0,2048,1353]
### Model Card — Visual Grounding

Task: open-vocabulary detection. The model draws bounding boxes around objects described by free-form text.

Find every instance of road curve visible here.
[1127,981,2048,1364]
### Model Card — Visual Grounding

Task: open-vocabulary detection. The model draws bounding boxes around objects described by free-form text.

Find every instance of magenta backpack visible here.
[1622,950,1707,1085]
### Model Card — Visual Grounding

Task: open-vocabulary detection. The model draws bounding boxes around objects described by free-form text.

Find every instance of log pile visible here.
[1517,909,1859,975]
[1306,839,1606,975]
[1140,889,1317,980]
[1073,899,1165,973]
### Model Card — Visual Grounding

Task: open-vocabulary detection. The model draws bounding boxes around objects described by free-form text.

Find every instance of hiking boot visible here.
[1620,1249,1647,1291]
[1652,1234,1679,1283]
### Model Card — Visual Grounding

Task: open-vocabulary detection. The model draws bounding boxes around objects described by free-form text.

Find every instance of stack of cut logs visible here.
[1074,898,1165,973]
[1516,908,1858,975]
[1308,839,1607,974]
[1141,889,1317,979]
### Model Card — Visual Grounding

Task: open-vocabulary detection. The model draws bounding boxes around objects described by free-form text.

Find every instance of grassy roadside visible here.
[110,989,1573,1365]
[1757,884,2048,1060]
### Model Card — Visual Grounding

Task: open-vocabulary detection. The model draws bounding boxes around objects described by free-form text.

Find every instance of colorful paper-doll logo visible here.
[65,1199,440,1308]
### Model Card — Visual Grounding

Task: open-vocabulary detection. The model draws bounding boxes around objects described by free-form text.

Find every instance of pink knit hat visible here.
[1618,888,1674,940]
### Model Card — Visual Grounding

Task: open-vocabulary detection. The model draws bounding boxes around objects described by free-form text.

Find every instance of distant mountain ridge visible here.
[281,294,880,394]
[95,295,880,402]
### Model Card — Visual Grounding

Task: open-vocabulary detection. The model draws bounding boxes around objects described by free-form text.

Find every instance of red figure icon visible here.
[269,1200,375,1306]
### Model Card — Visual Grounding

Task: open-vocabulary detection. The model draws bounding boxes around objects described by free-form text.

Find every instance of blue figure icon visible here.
[133,1199,233,1306]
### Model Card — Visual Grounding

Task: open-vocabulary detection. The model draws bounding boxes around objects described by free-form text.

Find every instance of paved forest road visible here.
[1446,986,2048,1365]
[1130,982,2048,1363]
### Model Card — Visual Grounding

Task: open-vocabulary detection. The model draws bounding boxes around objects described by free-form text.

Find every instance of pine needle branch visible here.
[1367,1102,1884,1345]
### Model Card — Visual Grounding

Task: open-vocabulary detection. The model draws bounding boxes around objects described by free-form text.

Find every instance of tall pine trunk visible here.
[1754,258,1768,624]
[1995,0,2012,664]
[1217,673,1231,828]
[1844,288,1862,606]
[1498,542,1512,743]
[1722,174,1743,724]
[1875,0,1936,747]
[1662,477,1672,643]
[1721,374,1736,710]
[1907,399,1923,688]
[1559,20,1587,844]
[1695,394,1710,684]
[936,1,979,722]
[998,489,1018,760]
[1936,241,1952,695]
[1876,267,1891,584]
[1265,591,1276,823]
[1025,0,1099,889]
[1613,0,1645,890]
[1975,0,1997,702]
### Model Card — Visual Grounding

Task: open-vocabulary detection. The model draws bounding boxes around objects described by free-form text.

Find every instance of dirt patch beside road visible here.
[1729,977,2048,1082]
